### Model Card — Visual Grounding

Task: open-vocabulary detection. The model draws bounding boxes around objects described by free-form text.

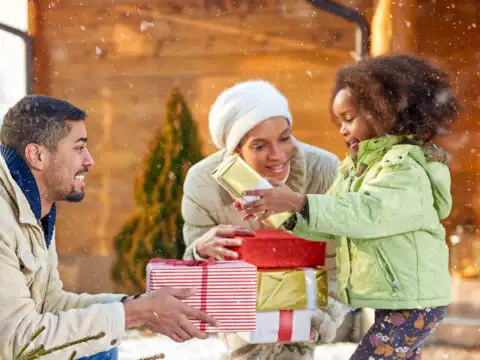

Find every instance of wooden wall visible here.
[414,0,480,229]
[31,0,479,291]
[33,0,370,291]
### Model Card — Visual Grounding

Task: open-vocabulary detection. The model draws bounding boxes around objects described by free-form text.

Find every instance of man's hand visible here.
[123,287,218,342]
[195,225,254,260]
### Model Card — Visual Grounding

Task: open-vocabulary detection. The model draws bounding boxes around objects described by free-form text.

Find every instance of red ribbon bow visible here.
[158,258,217,330]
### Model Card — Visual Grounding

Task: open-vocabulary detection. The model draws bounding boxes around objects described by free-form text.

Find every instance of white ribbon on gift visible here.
[301,267,319,310]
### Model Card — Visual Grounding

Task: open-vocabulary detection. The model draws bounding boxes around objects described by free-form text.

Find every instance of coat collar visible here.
[0,145,56,248]
[284,138,307,193]
[343,135,408,167]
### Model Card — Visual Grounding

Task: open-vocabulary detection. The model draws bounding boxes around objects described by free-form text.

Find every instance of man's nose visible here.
[84,148,95,167]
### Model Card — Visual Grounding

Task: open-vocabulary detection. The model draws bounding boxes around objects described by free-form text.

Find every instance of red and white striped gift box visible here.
[146,259,257,332]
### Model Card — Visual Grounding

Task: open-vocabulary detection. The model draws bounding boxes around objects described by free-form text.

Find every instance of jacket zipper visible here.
[346,172,355,295]
[37,223,50,313]
[376,247,400,292]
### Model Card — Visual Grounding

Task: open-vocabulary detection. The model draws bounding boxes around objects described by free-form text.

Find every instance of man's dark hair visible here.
[1,95,86,157]
[331,54,461,142]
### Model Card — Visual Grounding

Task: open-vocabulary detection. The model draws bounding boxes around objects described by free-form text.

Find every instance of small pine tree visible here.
[112,88,203,290]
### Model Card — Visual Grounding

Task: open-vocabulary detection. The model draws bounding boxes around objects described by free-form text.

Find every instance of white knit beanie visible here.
[209,80,293,153]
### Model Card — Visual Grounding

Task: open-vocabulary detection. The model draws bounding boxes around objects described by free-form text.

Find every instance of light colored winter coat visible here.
[0,155,126,359]
[181,139,351,359]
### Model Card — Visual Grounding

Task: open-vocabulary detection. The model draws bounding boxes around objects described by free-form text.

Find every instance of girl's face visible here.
[332,88,377,156]
[236,116,294,181]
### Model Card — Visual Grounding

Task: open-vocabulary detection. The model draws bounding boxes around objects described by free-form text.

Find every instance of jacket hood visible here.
[406,143,452,220]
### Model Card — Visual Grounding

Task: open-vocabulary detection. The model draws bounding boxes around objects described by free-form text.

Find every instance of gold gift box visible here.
[211,154,293,229]
[256,268,328,311]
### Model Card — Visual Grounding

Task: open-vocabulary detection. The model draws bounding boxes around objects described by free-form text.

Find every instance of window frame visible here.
[0,22,33,94]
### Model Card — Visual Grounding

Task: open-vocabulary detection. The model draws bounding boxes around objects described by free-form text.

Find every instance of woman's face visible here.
[236,116,294,181]
[332,88,377,157]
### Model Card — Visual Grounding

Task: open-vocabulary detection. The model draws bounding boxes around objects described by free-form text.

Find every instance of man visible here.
[0,95,216,359]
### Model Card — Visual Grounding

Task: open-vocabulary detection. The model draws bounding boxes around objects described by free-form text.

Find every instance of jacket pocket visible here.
[375,247,401,292]
[18,250,40,287]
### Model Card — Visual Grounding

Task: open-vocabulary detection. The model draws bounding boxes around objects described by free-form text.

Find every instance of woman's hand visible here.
[195,225,254,260]
[234,178,307,222]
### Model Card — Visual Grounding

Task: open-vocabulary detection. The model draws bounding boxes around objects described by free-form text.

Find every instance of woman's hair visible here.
[331,54,461,142]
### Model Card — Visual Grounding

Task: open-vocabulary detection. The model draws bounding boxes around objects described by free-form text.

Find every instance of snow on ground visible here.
[118,331,480,360]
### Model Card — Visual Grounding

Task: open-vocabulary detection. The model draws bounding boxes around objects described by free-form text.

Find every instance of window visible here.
[0,0,29,121]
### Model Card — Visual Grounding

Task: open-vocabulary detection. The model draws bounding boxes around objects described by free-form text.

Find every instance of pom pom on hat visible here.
[208,80,293,153]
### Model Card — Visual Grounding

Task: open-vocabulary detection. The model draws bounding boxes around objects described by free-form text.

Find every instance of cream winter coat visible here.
[181,140,351,358]
[0,155,126,359]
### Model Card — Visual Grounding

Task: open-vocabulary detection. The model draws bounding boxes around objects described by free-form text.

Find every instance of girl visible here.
[239,55,460,359]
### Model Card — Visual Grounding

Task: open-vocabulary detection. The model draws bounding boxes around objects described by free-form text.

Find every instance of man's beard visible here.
[65,188,85,202]
[46,168,86,203]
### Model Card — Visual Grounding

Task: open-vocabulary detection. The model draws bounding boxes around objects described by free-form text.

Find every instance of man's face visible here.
[44,121,95,203]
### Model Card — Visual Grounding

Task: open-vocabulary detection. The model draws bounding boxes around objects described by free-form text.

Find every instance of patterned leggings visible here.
[350,306,447,360]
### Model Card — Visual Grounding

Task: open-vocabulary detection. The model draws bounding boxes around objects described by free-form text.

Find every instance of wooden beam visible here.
[371,0,393,56]
[28,0,49,94]
[371,0,418,56]
[118,4,319,51]
[49,50,351,79]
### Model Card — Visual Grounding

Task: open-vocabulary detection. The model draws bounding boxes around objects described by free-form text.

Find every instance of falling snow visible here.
[140,20,155,33]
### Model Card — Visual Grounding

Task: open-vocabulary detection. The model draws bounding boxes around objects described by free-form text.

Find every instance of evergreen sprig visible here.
[111,88,204,291]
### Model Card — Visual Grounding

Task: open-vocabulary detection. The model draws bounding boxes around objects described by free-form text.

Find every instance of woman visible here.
[181,80,350,360]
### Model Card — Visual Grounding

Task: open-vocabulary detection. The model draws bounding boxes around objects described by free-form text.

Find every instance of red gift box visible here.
[146,259,257,332]
[229,230,326,268]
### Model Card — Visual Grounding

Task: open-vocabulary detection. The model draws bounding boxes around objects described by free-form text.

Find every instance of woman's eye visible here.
[252,144,264,151]
[280,135,291,142]
[345,117,355,123]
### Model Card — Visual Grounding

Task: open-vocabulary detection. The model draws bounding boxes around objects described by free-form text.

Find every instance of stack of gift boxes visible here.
[146,154,327,344]
[225,229,327,344]
[146,230,327,344]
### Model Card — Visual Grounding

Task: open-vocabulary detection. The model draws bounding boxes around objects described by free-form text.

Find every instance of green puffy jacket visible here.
[292,135,452,309]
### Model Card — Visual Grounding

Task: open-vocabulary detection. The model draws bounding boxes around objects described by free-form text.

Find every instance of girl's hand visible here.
[234,178,307,222]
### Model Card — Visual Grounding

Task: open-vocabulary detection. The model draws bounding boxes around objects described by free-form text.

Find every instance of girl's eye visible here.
[280,135,291,142]
[252,144,264,151]
[76,147,85,151]
[345,117,355,123]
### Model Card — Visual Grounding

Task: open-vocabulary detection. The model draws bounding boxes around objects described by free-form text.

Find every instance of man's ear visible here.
[24,144,48,171]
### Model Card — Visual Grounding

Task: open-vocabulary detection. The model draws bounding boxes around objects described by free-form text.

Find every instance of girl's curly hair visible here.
[331,54,461,142]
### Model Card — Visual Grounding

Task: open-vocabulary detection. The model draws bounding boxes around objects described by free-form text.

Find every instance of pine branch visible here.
[112,87,204,289]
[15,327,46,359]
[21,345,45,360]
[40,332,106,357]
[15,331,106,360]
[16,326,169,360]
